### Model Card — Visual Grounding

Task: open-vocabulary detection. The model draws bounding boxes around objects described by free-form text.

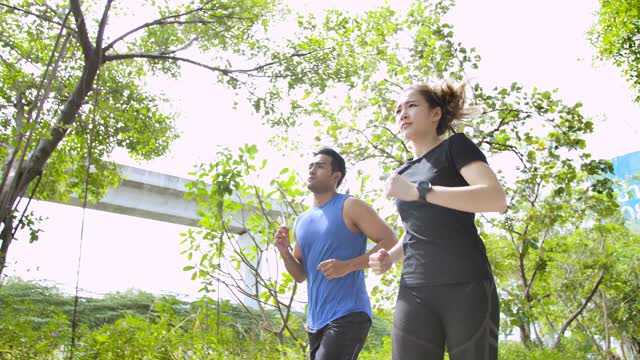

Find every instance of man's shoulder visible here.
[343,196,374,217]
[343,195,365,206]
[295,208,313,223]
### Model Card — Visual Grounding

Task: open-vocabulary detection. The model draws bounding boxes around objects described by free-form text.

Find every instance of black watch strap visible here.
[417,181,432,201]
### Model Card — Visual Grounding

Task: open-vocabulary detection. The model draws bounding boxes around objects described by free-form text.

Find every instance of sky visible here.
[5,0,640,302]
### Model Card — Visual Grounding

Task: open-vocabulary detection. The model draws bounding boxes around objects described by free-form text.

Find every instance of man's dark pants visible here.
[308,311,371,360]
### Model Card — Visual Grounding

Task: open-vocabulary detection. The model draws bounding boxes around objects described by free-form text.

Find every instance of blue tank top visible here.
[295,193,372,331]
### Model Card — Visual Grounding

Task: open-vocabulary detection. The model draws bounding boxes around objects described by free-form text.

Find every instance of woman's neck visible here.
[411,135,442,159]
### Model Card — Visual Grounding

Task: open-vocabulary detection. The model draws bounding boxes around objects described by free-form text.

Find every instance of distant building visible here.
[611,150,640,227]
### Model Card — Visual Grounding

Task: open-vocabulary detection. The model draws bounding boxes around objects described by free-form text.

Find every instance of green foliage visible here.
[589,0,640,102]
[358,335,392,360]
[181,143,404,355]
[469,83,626,351]
[1,0,639,357]
[499,340,597,360]
[2,0,420,275]
[0,279,69,359]
[0,0,178,204]
[252,0,638,356]
[182,144,310,349]
[0,278,393,359]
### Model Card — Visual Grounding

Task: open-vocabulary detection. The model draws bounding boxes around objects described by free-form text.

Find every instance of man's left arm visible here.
[317,198,398,280]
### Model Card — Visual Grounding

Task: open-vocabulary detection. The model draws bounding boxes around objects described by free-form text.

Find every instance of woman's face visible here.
[395,90,441,141]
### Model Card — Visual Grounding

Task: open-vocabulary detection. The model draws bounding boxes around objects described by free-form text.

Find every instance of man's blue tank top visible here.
[295,193,372,331]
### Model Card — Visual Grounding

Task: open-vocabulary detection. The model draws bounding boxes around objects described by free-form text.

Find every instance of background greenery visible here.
[1,0,639,359]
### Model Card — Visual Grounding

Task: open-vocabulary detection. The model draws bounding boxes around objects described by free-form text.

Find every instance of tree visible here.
[181,144,310,351]
[0,0,369,276]
[467,84,625,352]
[591,224,640,358]
[250,0,635,356]
[589,0,640,102]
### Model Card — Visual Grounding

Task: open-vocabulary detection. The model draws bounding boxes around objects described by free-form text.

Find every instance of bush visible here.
[499,340,602,360]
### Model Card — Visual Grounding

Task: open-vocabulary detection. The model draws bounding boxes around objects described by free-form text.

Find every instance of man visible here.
[274,147,398,360]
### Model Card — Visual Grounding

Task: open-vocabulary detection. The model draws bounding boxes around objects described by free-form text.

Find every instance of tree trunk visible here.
[0,53,101,276]
[631,336,640,358]
[0,215,14,275]
[518,322,531,347]
[602,291,611,358]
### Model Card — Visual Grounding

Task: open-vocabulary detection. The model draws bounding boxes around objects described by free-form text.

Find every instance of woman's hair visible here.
[405,81,471,136]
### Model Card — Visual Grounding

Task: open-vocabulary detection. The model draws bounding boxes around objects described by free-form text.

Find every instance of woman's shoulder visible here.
[446,132,482,150]
[446,132,487,168]
[447,132,473,143]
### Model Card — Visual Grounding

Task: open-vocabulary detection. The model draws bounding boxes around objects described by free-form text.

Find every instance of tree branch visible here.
[274,184,303,220]
[353,127,405,165]
[16,52,101,200]
[552,270,606,349]
[523,227,549,301]
[0,217,14,273]
[242,48,330,74]
[104,48,329,76]
[0,2,76,33]
[480,140,529,170]
[104,52,231,72]
[374,122,410,154]
[204,188,304,345]
[69,0,94,60]
[575,318,604,355]
[383,78,405,89]
[518,244,529,294]
[95,0,114,51]
[160,36,201,56]
[537,297,557,335]
[5,24,73,216]
[103,2,254,52]
[13,91,25,134]
[0,37,42,68]
[480,108,525,141]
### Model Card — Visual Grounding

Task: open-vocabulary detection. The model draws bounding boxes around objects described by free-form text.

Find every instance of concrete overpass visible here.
[56,164,283,234]
[52,164,285,307]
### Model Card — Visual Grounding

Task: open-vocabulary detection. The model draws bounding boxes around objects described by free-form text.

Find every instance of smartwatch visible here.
[417,181,433,202]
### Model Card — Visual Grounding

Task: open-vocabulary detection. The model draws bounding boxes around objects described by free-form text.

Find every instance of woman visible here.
[369,81,507,360]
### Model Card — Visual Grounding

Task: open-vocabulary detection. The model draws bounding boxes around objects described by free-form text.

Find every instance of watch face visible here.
[418,181,430,200]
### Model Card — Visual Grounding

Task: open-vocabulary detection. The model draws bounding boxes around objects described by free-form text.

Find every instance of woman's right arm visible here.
[387,241,404,264]
[369,240,404,275]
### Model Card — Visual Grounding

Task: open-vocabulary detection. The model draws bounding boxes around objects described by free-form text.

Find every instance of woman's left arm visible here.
[426,160,507,213]
[385,160,507,213]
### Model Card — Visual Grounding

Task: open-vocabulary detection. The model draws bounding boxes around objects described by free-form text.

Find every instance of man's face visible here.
[307,154,340,193]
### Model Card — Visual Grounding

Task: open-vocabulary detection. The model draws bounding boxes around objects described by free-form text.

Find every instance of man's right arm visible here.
[275,225,306,283]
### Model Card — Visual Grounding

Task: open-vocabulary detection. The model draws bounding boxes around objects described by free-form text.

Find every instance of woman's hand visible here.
[385,174,419,201]
[369,249,394,275]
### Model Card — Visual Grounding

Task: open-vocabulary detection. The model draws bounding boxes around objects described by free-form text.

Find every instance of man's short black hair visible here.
[314,147,347,188]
